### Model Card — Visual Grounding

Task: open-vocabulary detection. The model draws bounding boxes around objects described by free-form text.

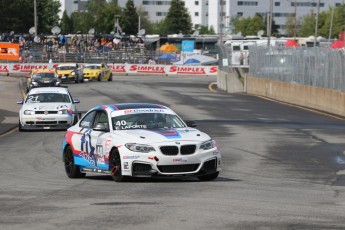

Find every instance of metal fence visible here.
[249,46,345,92]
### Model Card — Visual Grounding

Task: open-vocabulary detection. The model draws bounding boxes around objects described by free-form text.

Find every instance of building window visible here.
[143,1,149,5]
[195,1,199,5]
[275,2,280,6]
[195,12,199,16]
[237,12,243,17]
[291,2,324,7]
[237,1,258,6]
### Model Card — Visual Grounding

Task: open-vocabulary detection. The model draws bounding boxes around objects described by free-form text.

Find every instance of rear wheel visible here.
[108,73,113,81]
[109,149,127,182]
[64,145,85,178]
[197,171,219,181]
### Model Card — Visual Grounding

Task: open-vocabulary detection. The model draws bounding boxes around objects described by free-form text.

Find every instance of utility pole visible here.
[294,0,297,39]
[138,16,141,35]
[34,0,37,36]
[329,0,335,42]
[314,0,320,47]
[220,0,224,44]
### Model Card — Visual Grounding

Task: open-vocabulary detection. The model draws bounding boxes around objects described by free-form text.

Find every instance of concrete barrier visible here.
[246,75,345,117]
[217,69,244,93]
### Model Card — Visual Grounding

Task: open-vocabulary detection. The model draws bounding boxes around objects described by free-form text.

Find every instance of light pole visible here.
[294,0,297,39]
[219,0,224,44]
[329,0,335,42]
[267,0,273,47]
[34,0,37,36]
[314,0,320,47]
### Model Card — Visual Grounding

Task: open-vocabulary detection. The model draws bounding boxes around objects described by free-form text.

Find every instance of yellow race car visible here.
[82,63,113,81]
[55,63,84,83]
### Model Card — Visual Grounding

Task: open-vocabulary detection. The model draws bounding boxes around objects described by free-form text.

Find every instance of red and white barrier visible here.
[0,63,218,76]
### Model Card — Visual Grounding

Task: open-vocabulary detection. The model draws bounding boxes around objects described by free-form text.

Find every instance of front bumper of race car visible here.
[20,114,74,130]
[59,75,76,83]
[119,147,221,178]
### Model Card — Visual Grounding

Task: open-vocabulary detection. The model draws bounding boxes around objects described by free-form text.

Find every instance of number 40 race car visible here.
[62,103,221,182]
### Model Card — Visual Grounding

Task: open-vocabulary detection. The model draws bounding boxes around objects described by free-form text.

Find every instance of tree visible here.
[164,0,192,34]
[121,0,139,35]
[285,14,296,37]
[60,11,72,34]
[299,10,316,36]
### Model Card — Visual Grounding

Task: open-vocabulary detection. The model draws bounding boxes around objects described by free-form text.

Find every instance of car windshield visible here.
[56,66,76,70]
[84,65,101,69]
[25,93,71,103]
[32,73,56,79]
[112,113,186,130]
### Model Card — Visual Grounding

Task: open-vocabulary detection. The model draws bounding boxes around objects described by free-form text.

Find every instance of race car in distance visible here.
[82,63,112,81]
[62,103,221,182]
[55,63,84,83]
[26,68,61,93]
[17,87,80,131]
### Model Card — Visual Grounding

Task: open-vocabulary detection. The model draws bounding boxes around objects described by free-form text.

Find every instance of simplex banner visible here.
[0,63,218,76]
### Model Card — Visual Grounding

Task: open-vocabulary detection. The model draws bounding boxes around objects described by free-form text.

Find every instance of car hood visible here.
[114,128,210,143]
[83,69,100,74]
[22,103,72,110]
[57,70,73,74]
[32,78,57,83]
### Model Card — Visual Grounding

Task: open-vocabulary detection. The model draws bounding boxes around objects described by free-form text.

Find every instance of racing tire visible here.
[75,77,79,84]
[18,120,24,132]
[109,149,127,182]
[64,145,86,178]
[197,171,219,181]
[108,73,113,81]
[97,74,101,82]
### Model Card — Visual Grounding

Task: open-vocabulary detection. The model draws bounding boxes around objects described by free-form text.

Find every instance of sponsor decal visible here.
[130,65,165,74]
[124,162,129,169]
[173,157,187,163]
[79,151,96,167]
[178,129,197,134]
[124,108,166,114]
[148,156,159,161]
[12,64,59,72]
[0,43,19,61]
[123,155,140,160]
[152,128,181,139]
[169,66,206,75]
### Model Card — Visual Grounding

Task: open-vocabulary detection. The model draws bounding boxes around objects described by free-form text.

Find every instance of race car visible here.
[26,68,61,93]
[17,87,80,131]
[62,103,221,182]
[55,63,84,83]
[82,63,112,81]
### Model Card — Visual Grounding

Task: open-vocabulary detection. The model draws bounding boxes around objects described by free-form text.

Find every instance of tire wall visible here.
[246,75,345,117]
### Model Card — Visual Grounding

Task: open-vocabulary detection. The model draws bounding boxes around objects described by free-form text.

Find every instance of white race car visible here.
[17,87,80,131]
[62,103,221,182]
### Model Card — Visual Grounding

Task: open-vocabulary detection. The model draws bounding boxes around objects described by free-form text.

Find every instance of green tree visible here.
[151,20,168,35]
[0,0,60,34]
[121,0,139,35]
[300,10,316,36]
[285,14,296,37]
[164,0,192,34]
[60,10,72,34]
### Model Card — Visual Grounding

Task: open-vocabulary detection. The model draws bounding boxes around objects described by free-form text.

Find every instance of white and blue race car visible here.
[62,103,221,182]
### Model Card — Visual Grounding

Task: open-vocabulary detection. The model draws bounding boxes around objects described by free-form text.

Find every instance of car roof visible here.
[32,69,55,74]
[92,103,169,111]
[28,87,69,94]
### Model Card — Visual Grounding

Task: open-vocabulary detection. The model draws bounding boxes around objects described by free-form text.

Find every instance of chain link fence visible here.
[249,46,345,92]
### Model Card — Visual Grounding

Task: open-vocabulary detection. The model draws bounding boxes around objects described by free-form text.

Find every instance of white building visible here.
[59,0,345,35]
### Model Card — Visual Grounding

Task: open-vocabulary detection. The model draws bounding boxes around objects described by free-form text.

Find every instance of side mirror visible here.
[185,120,197,127]
[93,123,109,132]
[73,99,80,104]
[17,99,24,104]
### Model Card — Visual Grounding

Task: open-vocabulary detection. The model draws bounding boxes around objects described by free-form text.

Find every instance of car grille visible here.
[158,164,200,173]
[36,121,58,125]
[160,145,196,156]
[132,163,152,174]
[35,111,58,114]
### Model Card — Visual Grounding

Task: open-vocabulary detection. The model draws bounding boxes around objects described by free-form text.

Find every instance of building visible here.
[59,0,345,35]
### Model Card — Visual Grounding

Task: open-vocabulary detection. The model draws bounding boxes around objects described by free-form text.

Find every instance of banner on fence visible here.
[0,43,20,61]
[0,63,218,76]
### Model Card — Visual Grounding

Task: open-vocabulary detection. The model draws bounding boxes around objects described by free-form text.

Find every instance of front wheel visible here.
[64,145,85,178]
[197,171,219,181]
[97,74,101,81]
[109,149,127,182]
[18,120,24,132]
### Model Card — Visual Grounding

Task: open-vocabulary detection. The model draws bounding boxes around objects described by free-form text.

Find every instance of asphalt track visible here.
[1,75,345,229]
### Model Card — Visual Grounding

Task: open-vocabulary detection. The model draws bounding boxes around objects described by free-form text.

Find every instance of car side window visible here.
[93,111,109,130]
[80,110,97,128]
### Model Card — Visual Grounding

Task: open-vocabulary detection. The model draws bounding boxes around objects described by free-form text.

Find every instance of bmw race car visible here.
[62,103,221,182]
[82,63,112,81]
[17,87,80,131]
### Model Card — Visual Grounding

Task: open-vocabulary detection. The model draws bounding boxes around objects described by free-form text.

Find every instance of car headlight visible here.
[125,143,155,153]
[200,139,216,150]
[58,109,68,114]
[71,72,75,75]
[24,110,35,115]
[31,82,38,86]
